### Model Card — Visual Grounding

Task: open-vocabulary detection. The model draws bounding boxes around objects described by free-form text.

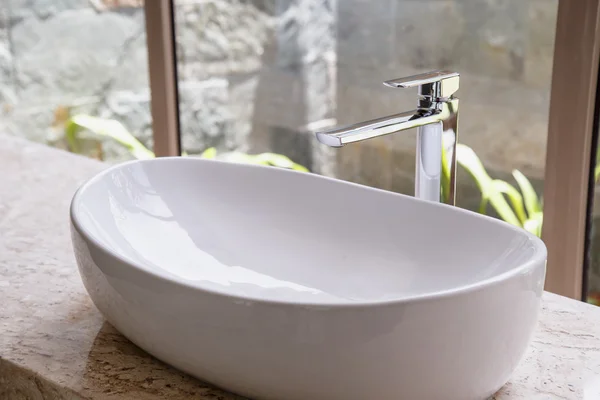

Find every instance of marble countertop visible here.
[1,135,600,400]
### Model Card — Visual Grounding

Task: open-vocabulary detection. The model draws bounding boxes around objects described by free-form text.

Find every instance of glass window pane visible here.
[588,138,600,305]
[1,0,152,162]
[174,0,556,234]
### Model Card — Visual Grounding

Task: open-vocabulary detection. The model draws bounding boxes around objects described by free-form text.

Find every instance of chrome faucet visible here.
[315,70,460,205]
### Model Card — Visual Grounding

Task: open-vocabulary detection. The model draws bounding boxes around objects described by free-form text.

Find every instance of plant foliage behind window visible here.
[61,113,309,172]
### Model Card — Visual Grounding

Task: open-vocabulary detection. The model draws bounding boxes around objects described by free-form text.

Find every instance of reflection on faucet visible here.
[315,70,460,205]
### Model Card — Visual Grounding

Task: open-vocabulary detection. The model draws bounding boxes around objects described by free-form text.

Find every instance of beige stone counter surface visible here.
[1,134,600,399]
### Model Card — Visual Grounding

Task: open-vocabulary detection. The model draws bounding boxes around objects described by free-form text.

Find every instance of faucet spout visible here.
[314,70,460,205]
[315,106,450,147]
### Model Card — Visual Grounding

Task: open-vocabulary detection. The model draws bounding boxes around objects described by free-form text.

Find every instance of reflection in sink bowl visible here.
[70,157,546,400]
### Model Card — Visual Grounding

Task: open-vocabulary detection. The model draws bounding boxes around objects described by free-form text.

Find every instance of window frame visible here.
[144,0,181,157]
[541,0,600,300]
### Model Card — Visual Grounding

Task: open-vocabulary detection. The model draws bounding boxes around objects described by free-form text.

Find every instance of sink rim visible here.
[70,157,547,309]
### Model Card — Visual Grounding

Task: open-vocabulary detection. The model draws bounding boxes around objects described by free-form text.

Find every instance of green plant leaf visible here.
[67,114,155,160]
[456,144,521,227]
[456,144,490,189]
[588,292,600,306]
[492,179,527,224]
[523,211,543,237]
[200,147,217,159]
[228,152,262,164]
[512,169,541,217]
[478,195,489,215]
[253,152,309,172]
[64,118,80,153]
[476,180,525,226]
[441,138,451,204]
[588,297,600,306]
[197,149,309,172]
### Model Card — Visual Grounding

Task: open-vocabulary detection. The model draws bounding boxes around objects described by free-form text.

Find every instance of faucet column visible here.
[385,72,460,205]
[416,122,443,203]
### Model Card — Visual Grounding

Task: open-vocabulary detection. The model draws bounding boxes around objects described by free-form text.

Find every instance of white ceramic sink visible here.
[70,157,546,400]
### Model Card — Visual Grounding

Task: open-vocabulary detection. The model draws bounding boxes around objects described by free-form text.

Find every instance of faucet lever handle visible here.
[384,70,459,99]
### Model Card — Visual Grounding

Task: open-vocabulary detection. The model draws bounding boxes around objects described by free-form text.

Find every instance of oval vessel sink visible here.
[70,157,546,400]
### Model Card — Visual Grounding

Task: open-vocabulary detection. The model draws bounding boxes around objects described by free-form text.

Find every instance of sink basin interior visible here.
[72,158,542,304]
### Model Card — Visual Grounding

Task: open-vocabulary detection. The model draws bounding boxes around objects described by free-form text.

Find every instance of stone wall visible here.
[0,0,556,178]
[0,0,150,160]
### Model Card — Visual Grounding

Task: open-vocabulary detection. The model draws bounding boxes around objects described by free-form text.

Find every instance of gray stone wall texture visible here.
[5,0,600,293]
[0,0,556,177]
